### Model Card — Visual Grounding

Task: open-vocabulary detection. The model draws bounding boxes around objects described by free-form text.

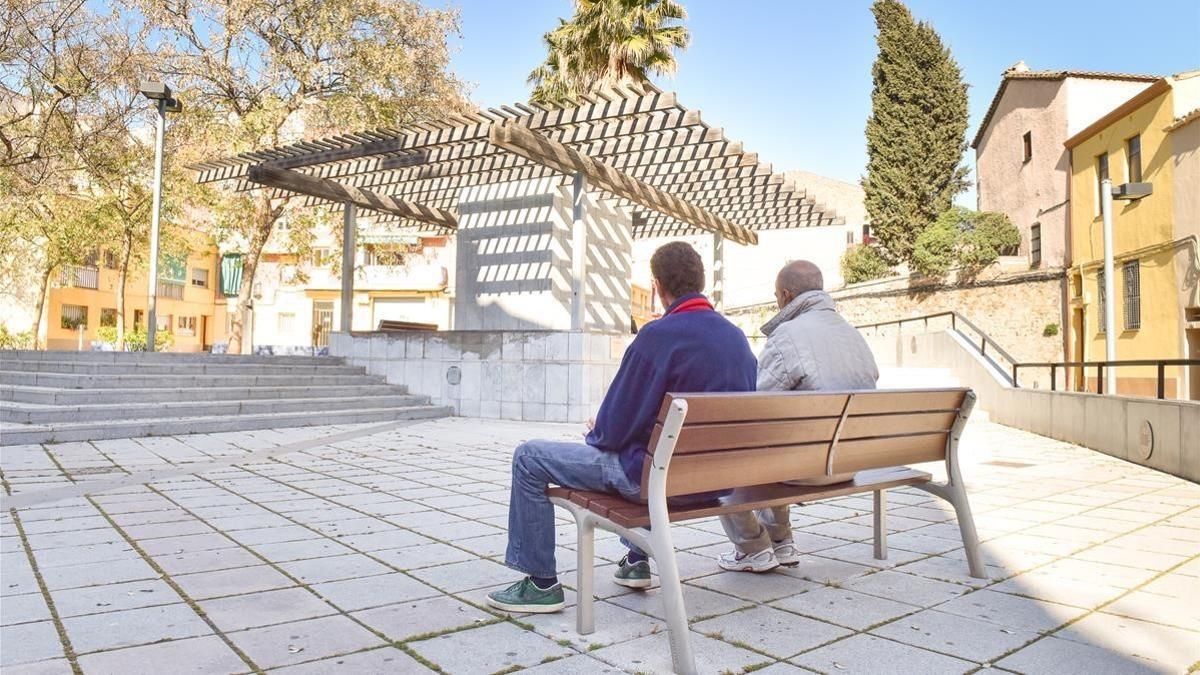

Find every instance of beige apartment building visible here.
[973,63,1157,270]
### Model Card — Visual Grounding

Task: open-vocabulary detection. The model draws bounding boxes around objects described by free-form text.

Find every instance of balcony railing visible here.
[60,265,99,289]
[157,280,185,300]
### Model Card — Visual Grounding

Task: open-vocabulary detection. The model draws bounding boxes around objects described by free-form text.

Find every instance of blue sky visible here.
[448,0,1199,206]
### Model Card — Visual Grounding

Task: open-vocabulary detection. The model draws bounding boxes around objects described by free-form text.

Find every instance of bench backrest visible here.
[643,388,971,498]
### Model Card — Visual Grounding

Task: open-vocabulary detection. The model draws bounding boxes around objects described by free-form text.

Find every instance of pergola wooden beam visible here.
[488,121,757,246]
[246,165,458,230]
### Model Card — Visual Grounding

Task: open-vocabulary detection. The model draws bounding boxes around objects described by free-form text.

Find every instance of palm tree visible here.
[528,0,690,104]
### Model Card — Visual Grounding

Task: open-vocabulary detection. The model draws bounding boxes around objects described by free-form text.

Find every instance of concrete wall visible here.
[330,329,630,423]
[869,329,1199,483]
[453,178,632,333]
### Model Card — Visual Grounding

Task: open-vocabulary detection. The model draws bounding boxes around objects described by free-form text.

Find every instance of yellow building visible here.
[1064,71,1200,399]
[45,234,229,352]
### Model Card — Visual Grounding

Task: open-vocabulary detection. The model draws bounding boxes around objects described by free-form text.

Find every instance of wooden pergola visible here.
[193,83,844,328]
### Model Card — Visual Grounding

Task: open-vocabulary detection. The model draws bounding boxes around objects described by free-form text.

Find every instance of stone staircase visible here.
[0,350,453,445]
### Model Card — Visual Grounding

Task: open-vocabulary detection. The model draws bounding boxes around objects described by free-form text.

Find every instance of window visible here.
[1022,131,1032,162]
[1096,152,1109,214]
[103,250,119,270]
[1123,260,1141,330]
[1126,135,1142,183]
[1097,270,1106,334]
[190,268,209,288]
[60,304,87,329]
[100,308,118,327]
[134,309,144,329]
[176,316,196,336]
[156,313,171,332]
[361,245,405,266]
[1030,223,1042,267]
[277,312,295,334]
[311,247,333,267]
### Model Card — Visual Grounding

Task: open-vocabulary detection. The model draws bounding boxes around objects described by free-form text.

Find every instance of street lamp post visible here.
[138,81,181,352]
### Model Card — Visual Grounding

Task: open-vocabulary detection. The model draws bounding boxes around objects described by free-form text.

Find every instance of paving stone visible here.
[1,592,51,625]
[815,542,926,569]
[687,568,819,603]
[607,583,752,621]
[869,608,1040,663]
[407,558,514,593]
[0,621,65,666]
[693,605,851,658]
[775,555,873,585]
[39,557,158,591]
[336,528,433,552]
[269,646,427,673]
[277,553,392,584]
[62,603,211,654]
[996,635,1162,675]
[199,587,336,632]
[352,595,493,642]
[250,538,356,563]
[152,546,263,575]
[173,564,295,600]
[137,532,238,556]
[792,633,976,674]
[224,525,322,546]
[841,569,970,607]
[518,654,624,673]
[31,542,141,570]
[1056,611,1200,672]
[407,622,575,675]
[120,520,215,540]
[524,598,665,649]
[989,572,1126,609]
[225,615,385,669]
[0,658,74,674]
[1104,588,1200,629]
[310,572,439,611]
[934,589,1086,633]
[590,630,768,675]
[52,578,180,617]
[372,542,476,570]
[771,585,920,631]
[891,554,1000,587]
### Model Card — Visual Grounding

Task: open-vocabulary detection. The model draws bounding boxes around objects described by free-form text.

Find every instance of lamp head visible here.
[139,80,172,101]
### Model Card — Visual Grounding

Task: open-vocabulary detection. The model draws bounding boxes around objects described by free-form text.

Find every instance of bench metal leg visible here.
[648,523,697,675]
[575,515,596,635]
[873,489,888,561]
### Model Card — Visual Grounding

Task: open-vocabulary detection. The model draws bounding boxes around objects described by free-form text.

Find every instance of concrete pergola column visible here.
[571,173,589,330]
[712,232,725,310]
[340,202,356,332]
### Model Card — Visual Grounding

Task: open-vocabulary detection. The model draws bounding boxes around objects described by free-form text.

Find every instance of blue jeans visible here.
[505,439,644,578]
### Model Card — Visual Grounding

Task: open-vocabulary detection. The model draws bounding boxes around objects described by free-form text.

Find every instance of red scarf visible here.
[666,296,715,315]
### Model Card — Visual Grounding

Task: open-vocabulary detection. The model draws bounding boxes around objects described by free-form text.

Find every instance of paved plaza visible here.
[1,416,1197,674]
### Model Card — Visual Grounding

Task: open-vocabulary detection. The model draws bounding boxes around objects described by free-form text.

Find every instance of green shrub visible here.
[1043,323,1060,337]
[96,326,173,351]
[0,325,35,349]
[840,244,894,284]
[912,207,1020,281]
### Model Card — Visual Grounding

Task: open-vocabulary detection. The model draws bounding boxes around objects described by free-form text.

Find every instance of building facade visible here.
[1064,72,1200,399]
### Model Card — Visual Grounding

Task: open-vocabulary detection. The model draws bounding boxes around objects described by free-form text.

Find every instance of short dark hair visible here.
[650,242,705,298]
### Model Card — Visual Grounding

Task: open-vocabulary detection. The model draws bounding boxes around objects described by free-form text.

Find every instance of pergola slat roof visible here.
[192,83,844,241]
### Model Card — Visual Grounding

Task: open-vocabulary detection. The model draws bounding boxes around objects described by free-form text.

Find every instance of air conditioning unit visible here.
[1113,182,1152,200]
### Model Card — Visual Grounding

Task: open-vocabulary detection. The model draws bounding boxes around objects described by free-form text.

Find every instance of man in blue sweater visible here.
[487,242,758,613]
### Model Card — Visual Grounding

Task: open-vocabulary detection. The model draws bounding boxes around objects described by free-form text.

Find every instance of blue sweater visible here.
[586,293,758,484]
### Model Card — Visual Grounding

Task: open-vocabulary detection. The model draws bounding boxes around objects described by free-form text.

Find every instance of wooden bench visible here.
[375,319,439,332]
[548,387,985,675]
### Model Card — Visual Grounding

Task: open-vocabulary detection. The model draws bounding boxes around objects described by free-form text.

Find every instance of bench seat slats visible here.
[548,467,932,528]
[653,411,960,454]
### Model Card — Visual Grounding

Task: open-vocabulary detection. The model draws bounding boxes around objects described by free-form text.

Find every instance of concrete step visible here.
[0,371,385,389]
[0,394,432,425]
[1,383,409,405]
[1,350,339,365]
[0,359,366,376]
[0,404,454,445]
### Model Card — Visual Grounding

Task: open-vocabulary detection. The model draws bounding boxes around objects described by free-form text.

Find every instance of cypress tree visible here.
[862,0,970,265]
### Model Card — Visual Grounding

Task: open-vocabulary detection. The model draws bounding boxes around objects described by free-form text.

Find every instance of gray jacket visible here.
[757,290,879,392]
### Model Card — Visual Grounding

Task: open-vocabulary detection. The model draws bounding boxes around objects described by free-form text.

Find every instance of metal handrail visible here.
[856,311,1021,384]
[856,311,1197,400]
[1014,359,1198,399]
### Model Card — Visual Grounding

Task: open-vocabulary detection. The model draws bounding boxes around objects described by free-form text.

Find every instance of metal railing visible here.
[59,265,99,289]
[856,311,1021,385]
[157,280,185,299]
[856,311,1198,400]
[1013,359,1198,400]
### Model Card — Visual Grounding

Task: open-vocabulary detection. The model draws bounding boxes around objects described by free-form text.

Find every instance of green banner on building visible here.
[219,253,243,297]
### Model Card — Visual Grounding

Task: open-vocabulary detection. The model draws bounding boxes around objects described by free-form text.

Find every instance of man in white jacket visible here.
[718,260,880,572]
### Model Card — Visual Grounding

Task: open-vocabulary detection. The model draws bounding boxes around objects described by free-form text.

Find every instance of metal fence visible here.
[59,265,99,289]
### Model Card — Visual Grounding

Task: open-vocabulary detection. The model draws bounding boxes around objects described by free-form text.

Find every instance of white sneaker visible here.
[772,539,800,567]
[718,548,780,573]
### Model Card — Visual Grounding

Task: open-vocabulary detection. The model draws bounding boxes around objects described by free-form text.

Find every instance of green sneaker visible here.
[613,554,652,589]
[486,578,565,613]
